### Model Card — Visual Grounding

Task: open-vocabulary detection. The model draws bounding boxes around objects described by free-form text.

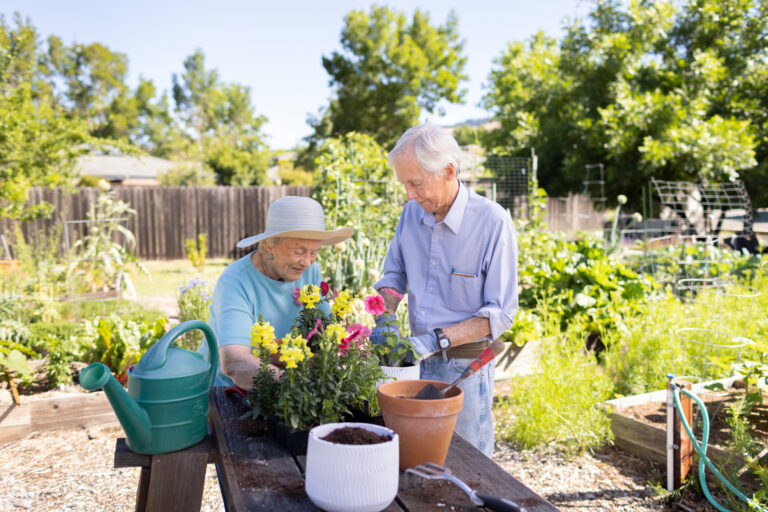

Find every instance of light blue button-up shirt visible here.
[375,182,519,355]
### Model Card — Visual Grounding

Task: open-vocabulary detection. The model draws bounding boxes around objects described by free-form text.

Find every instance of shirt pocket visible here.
[448,269,484,313]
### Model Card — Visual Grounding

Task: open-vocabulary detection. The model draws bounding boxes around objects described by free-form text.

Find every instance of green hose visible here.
[672,386,767,512]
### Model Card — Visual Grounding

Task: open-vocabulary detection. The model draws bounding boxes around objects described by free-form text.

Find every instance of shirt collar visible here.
[419,181,468,234]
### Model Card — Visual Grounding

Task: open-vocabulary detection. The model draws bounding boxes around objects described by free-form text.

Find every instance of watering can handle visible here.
[139,320,219,389]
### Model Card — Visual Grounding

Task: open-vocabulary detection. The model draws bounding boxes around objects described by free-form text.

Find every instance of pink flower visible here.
[320,281,330,297]
[292,287,301,305]
[306,318,323,341]
[338,337,351,356]
[345,323,371,342]
[340,323,371,354]
[364,295,386,316]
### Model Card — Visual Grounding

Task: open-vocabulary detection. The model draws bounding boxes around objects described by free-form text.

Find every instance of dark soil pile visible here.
[321,427,392,445]
[617,385,768,448]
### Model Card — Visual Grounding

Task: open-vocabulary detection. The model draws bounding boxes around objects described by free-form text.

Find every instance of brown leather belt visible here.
[436,340,490,359]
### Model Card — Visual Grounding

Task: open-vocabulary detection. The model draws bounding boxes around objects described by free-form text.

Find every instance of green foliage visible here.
[184,234,207,271]
[176,278,213,350]
[311,133,402,290]
[157,162,216,186]
[519,234,655,333]
[482,0,767,204]
[172,50,270,184]
[81,315,167,378]
[44,334,80,387]
[278,167,314,186]
[69,187,147,296]
[0,15,140,221]
[496,332,614,453]
[452,124,482,146]
[308,6,467,149]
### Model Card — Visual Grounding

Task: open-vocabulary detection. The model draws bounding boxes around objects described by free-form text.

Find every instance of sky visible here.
[2,1,593,149]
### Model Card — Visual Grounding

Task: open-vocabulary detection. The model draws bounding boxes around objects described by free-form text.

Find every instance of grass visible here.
[130,258,231,297]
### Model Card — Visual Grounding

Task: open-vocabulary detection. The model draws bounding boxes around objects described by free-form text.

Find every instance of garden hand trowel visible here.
[414,338,506,400]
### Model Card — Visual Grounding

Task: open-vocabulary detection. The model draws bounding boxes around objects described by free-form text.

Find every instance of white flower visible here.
[617,194,627,205]
[334,241,346,252]
[574,293,597,308]
[368,268,380,282]
[632,212,643,223]
[360,237,370,247]
[97,179,112,192]
[353,259,364,271]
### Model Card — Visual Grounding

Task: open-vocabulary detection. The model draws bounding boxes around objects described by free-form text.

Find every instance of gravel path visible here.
[1,423,723,511]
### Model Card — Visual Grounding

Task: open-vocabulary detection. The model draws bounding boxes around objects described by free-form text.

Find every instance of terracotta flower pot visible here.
[377,379,463,470]
[304,422,399,512]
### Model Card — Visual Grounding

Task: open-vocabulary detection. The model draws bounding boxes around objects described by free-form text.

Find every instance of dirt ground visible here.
[1,421,729,512]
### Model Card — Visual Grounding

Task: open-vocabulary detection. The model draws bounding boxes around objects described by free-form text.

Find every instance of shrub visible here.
[185,233,207,271]
[177,279,213,350]
[81,315,167,380]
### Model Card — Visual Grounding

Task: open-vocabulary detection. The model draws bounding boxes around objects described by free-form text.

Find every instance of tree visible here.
[0,84,91,220]
[172,50,270,185]
[483,0,765,205]
[0,14,136,221]
[309,6,468,150]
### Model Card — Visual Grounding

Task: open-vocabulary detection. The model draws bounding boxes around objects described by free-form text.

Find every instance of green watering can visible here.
[80,320,218,454]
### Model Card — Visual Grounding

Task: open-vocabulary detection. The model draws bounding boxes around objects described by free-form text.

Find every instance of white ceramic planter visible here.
[379,364,420,385]
[305,422,399,512]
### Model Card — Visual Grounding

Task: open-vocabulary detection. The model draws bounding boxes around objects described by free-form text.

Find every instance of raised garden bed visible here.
[0,388,118,443]
[604,377,768,488]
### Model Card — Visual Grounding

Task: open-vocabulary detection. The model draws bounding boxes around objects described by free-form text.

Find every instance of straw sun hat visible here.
[236,196,354,248]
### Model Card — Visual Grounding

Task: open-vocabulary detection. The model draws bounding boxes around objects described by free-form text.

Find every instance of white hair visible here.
[388,124,462,176]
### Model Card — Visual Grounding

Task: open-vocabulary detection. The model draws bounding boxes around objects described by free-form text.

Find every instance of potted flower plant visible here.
[247,283,386,454]
[364,292,420,383]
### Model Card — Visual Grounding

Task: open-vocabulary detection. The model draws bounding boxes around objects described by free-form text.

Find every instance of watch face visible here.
[438,337,450,350]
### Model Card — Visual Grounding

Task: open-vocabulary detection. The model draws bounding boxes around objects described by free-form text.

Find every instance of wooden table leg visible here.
[144,448,209,512]
[135,467,150,512]
[114,437,216,512]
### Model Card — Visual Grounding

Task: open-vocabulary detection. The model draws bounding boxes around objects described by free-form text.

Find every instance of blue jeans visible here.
[420,355,495,458]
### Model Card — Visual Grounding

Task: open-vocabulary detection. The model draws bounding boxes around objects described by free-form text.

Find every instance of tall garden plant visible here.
[312,133,403,290]
[68,182,147,297]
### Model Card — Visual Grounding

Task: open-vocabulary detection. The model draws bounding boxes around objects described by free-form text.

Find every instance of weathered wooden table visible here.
[209,387,560,511]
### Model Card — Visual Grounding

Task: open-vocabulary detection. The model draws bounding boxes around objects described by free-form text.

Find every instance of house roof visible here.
[77,154,176,181]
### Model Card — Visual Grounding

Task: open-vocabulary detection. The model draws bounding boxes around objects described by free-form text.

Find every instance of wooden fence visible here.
[1,187,604,260]
[1,186,311,259]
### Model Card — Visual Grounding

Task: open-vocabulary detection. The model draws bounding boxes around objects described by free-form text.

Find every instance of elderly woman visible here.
[199,196,353,389]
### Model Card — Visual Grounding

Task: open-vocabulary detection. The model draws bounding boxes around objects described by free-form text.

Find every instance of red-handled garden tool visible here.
[414,338,506,400]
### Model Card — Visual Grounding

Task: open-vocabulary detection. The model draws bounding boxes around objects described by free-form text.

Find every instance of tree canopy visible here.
[483,0,768,205]
[309,6,468,150]
[0,13,271,210]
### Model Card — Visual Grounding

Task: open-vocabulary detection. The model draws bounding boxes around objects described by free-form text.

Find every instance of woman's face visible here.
[264,237,323,282]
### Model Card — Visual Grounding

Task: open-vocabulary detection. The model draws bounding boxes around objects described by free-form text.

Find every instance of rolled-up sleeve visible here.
[374,218,408,295]
[473,219,519,341]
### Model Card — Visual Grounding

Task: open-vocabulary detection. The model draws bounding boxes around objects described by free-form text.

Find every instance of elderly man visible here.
[373,124,518,457]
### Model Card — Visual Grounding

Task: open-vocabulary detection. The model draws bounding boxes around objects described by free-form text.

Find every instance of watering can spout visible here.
[80,362,153,449]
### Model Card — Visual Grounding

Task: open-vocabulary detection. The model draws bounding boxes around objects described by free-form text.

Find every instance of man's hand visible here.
[369,314,401,345]
[408,331,438,357]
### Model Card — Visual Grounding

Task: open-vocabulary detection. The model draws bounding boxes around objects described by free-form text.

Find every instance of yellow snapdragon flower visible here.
[299,284,321,309]
[331,290,352,317]
[325,324,346,344]
[250,321,276,353]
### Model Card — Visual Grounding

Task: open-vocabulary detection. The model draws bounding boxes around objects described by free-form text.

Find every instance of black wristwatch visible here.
[434,328,451,360]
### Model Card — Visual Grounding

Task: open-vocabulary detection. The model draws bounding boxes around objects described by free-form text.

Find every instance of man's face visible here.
[393,147,454,215]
